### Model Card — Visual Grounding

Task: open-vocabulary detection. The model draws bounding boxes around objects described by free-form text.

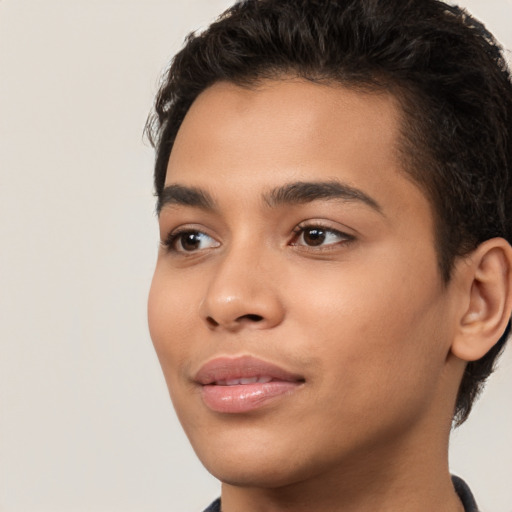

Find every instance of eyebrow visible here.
[157,184,215,214]
[158,180,382,215]
[264,180,383,213]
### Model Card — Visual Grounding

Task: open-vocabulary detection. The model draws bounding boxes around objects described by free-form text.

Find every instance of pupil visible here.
[181,233,200,250]
[304,228,325,246]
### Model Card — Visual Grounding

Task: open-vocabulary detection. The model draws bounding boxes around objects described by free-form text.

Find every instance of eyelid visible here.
[290,220,356,248]
[161,225,220,253]
[158,219,355,255]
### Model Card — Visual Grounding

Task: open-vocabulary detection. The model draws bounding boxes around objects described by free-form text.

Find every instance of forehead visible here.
[165,79,431,231]
[169,79,402,181]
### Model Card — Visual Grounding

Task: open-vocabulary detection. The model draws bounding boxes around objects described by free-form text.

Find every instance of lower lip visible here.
[201,381,301,413]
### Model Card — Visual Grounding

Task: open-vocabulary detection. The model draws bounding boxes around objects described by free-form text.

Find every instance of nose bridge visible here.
[200,237,284,330]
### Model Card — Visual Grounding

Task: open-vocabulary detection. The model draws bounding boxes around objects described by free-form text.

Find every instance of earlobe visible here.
[451,238,512,362]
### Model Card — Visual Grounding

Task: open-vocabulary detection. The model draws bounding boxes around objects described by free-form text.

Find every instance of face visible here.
[148,80,461,488]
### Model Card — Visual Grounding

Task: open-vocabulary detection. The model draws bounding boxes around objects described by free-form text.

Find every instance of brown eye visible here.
[292,224,353,248]
[179,232,202,251]
[165,230,220,253]
[302,228,326,246]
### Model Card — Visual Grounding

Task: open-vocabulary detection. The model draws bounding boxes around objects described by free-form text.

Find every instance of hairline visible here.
[155,73,453,282]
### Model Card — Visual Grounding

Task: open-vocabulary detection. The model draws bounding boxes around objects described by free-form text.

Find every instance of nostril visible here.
[206,316,219,327]
[241,314,264,322]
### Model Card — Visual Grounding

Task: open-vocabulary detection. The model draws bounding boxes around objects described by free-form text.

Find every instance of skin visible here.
[148,79,511,511]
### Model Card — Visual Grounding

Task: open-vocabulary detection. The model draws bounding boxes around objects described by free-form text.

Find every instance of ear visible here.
[451,238,512,362]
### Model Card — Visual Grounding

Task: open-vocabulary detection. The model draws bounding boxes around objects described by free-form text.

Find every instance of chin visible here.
[189,428,332,489]
[203,456,313,489]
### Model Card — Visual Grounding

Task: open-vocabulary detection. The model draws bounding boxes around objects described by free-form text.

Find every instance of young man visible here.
[146,1,512,510]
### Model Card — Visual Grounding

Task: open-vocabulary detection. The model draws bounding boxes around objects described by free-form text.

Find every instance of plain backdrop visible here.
[0,1,511,511]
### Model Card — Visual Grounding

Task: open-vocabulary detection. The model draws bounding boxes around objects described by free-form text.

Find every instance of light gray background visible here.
[0,1,510,511]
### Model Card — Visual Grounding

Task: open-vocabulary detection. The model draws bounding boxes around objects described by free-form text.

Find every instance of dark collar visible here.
[452,475,479,512]
[202,497,221,512]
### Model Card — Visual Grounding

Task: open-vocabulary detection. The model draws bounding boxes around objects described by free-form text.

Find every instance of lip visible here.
[194,355,305,413]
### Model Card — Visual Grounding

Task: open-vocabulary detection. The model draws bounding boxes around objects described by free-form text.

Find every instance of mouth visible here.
[194,355,305,413]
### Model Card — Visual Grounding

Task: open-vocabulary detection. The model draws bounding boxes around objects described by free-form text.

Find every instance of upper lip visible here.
[194,355,305,385]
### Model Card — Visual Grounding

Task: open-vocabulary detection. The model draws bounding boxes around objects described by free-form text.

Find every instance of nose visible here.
[199,246,285,332]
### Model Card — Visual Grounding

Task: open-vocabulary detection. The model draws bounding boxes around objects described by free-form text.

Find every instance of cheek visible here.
[289,260,449,400]
[147,266,199,372]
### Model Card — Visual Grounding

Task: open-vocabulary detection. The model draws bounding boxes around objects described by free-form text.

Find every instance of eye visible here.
[163,229,220,253]
[291,224,354,248]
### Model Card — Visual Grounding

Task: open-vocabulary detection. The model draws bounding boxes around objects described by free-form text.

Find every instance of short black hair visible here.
[145,0,512,425]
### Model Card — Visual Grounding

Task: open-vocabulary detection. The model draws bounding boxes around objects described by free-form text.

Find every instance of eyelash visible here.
[161,223,355,254]
[291,222,355,249]
[162,228,219,253]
